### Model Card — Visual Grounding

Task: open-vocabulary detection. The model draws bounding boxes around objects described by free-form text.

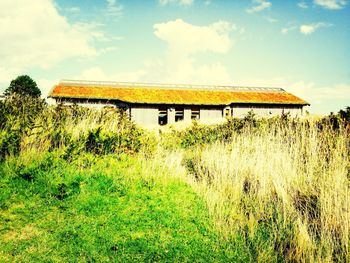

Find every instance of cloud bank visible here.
[159,0,194,6]
[79,19,238,86]
[300,22,332,35]
[246,0,272,13]
[314,0,347,10]
[0,0,105,87]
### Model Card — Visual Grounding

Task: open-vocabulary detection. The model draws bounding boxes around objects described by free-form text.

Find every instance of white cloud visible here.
[281,26,297,34]
[149,19,237,84]
[282,22,332,35]
[265,16,278,23]
[137,58,232,85]
[0,68,22,90]
[0,0,101,76]
[246,0,272,13]
[159,0,194,6]
[297,2,309,8]
[106,0,123,17]
[299,22,332,35]
[153,19,234,54]
[36,78,60,97]
[288,81,350,111]
[78,67,145,83]
[65,6,80,13]
[76,19,237,87]
[314,0,347,9]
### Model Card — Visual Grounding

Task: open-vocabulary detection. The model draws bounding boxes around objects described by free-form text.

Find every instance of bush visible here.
[0,98,154,162]
[0,130,21,161]
[0,95,46,131]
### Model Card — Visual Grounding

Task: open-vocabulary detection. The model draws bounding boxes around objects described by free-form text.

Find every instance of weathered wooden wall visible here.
[53,98,305,126]
[130,106,158,126]
[232,104,302,117]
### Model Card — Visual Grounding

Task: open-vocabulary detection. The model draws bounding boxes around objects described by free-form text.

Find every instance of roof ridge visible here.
[59,79,286,93]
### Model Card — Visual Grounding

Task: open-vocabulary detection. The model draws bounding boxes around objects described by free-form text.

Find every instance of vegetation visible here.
[0,94,349,262]
[4,75,41,97]
[338,106,350,122]
[181,120,349,262]
[0,153,237,262]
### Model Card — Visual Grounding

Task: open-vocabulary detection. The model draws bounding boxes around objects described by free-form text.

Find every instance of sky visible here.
[0,0,349,114]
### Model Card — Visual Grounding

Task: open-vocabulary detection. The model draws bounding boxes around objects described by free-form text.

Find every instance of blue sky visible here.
[0,0,349,114]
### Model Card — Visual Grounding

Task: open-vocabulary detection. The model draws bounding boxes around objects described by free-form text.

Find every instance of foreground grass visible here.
[181,124,350,262]
[0,152,245,262]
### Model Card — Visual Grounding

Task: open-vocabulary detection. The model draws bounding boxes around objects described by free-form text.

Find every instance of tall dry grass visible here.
[161,121,349,262]
[22,106,130,150]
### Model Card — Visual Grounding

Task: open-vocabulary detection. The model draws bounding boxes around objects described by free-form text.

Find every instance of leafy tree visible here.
[4,75,41,97]
[338,106,350,122]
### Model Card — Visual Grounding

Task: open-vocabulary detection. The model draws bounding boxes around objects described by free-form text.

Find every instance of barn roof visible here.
[48,80,309,106]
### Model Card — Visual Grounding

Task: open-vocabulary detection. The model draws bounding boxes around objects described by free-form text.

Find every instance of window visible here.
[191,108,200,120]
[223,108,230,118]
[175,108,184,122]
[158,108,167,125]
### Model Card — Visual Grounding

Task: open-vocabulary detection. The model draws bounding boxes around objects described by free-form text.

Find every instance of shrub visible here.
[0,98,154,161]
[0,95,46,131]
[0,130,21,161]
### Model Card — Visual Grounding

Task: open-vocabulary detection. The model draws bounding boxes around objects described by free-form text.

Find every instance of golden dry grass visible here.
[156,121,349,262]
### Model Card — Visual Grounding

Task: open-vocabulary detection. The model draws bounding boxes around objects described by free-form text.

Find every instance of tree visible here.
[4,75,41,97]
[338,106,350,122]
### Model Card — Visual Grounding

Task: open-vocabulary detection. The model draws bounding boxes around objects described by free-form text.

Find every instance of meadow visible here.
[0,96,349,262]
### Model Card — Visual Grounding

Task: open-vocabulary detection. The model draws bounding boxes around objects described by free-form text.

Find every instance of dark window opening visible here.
[175,108,184,122]
[223,108,230,118]
[191,108,200,120]
[159,108,167,125]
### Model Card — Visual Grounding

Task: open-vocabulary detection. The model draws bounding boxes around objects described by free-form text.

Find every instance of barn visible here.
[48,80,309,126]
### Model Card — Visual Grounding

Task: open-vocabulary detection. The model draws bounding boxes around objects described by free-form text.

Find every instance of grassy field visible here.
[0,152,246,262]
[0,97,349,262]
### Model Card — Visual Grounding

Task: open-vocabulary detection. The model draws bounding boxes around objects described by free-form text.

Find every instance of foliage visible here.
[4,75,41,97]
[0,98,154,161]
[0,130,21,162]
[0,94,46,131]
[0,95,46,161]
[161,113,308,150]
[338,106,350,122]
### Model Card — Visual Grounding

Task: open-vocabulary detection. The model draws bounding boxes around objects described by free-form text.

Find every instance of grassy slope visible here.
[0,152,245,262]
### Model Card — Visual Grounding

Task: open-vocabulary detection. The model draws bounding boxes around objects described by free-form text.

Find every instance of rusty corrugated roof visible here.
[48,81,309,106]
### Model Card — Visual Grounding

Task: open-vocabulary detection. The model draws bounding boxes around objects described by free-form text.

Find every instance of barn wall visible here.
[184,108,191,122]
[52,98,305,126]
[167,108,175,124]
[130,106,158,126]
[200,108,223,120]
[231,105,302,117]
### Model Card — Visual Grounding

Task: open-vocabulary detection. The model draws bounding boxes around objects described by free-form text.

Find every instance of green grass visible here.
[0,152,247,262]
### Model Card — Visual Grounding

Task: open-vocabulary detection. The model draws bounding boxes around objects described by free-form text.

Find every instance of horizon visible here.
[0,0,349,114]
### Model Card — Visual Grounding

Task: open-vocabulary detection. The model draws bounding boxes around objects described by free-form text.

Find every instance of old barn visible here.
[48,80,309,126]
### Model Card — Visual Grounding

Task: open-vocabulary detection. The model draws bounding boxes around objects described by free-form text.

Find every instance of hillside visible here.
[0,97,349,262]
